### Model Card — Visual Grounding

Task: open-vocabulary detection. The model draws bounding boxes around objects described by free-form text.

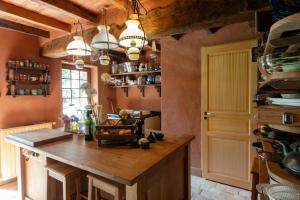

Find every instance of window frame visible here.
[61,65,91,115]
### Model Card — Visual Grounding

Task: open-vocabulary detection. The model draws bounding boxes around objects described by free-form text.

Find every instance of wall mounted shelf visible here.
[6,61,51,97]
[111,70,161,77]
[111,84,161,97]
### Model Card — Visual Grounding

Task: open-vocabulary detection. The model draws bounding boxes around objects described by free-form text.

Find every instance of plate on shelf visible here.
[268,98,300,106]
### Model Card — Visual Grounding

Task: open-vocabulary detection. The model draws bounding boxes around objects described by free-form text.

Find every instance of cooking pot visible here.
[275,140,300,177]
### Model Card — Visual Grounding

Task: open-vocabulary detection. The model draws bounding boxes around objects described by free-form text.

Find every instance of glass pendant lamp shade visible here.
[66,36,91,56]
[127,41,140,61]
[119,14,148,48]
[91,25,118,50]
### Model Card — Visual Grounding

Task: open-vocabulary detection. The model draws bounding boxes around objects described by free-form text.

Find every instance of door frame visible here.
[200,40,258,189]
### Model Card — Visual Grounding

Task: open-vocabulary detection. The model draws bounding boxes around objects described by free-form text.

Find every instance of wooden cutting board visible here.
[7,129,73,147]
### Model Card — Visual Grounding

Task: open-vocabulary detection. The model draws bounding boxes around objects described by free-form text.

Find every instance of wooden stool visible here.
[45,162,83,200]
[87,174,125,200]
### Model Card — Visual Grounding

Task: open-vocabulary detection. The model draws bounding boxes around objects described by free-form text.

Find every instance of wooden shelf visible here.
[258,105,300,126]
[7,80,50,85]
[6,61,51,97]
[7,66,49,73]
[111,70,161,76]
[111,84,161,97]
[263,13,300,55]
[259,72,300,92]
[262,142,300,189]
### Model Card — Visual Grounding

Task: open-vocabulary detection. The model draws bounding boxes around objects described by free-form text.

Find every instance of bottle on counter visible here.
[85,110,93,141]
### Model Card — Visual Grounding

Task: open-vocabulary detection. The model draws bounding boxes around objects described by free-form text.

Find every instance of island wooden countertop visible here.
[6,133,194,186]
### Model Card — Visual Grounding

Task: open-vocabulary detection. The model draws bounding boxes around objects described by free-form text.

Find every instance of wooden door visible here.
[201,40,257,190]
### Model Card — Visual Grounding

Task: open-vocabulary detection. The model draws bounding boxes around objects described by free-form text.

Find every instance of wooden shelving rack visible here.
[6,63,50,97]
[255,12,300,189]
[110,70,161,97]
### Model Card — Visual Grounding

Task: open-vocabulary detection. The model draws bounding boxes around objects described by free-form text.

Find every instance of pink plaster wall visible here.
[160,22,258,169]
[0,28,62,129]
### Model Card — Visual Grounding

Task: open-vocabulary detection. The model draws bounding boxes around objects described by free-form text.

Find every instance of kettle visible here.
[275,140,300,177]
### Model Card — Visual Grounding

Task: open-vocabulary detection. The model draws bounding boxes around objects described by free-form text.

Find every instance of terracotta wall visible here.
[115,87,161,111]
[160,22,258,170]
[0,28,62,129]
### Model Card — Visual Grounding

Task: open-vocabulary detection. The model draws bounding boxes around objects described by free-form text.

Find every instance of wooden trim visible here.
[0,1,71,32]
[0,177,17,186]
[191,167,202,177]
[38,0,98,23]
[16,147,25,200]
[0,18,49,38]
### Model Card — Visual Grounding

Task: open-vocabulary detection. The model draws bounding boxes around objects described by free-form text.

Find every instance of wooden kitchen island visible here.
[6,131,194,200]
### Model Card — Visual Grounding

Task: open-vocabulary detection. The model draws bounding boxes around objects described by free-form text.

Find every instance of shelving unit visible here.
[110,69,161,97]
[111,70,161,77]
[112,84,161,97]
[6,61,51,97]
[255,12,300,190]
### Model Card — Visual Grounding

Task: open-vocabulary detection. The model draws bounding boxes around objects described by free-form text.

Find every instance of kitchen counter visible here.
[6,132,194,200]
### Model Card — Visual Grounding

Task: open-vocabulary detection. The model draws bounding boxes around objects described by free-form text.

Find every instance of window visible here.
[62,68,89,117]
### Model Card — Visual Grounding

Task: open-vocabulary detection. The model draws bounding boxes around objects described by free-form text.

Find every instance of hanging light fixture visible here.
[90,8,117,66]
[119,0,148,61]
[91,7,118,50]
[119,13,148,48]
[66,21,91,69]
[66,22,91,56]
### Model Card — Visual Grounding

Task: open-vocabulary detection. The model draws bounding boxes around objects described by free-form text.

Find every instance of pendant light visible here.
[66,36,91,56]
[91,7,118,50]
[119,0,148,61]
[119,13,148,48]
[66,22,91,56]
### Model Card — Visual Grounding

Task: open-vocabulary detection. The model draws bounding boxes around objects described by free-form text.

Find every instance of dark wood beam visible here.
[37,0,99,23]
[141,0,270,39]
[0,18,49,38]
[41,0,270,58]
[172,34,185,40]
[0,0,71,32]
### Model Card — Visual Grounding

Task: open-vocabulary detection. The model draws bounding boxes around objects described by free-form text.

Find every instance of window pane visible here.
[80,98,89,106]
[71,70,79,79]
[62,69,70,79]
[80,89,87,97]
[72,98,80,107]
[72,80,80,88]
[80,71,87,80]
[62,98,71,108]
[72,89,80,98]
[62,79,71,88]
[62,89,71,98]
[80,80,87,86]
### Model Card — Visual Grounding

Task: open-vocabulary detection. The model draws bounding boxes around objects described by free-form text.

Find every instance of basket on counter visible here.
[95,119,138,146]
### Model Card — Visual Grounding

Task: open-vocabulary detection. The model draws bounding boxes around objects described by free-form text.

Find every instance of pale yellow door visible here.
[201,40,257,190]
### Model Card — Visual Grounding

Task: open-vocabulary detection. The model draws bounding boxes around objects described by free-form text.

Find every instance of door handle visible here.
[204,112,213,120]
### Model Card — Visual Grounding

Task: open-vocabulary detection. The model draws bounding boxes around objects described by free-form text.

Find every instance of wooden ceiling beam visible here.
[0,0,71,32]
[41,0,270,58]
[0,18,49,38]
[37,0,99,23]
[141,0,270,39]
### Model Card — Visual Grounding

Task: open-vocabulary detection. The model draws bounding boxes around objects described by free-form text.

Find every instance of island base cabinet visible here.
[126,145,191,200]
[16,147,47,200]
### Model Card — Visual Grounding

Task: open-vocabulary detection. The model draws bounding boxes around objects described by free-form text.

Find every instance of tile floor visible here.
[191,176,251,200]
[0,176,251,200]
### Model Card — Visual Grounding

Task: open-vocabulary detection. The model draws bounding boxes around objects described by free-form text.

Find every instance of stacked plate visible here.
[268,98,300,107]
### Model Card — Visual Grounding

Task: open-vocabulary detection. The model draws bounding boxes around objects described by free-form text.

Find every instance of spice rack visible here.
[6,60,51,97]
[110,70,161,97]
